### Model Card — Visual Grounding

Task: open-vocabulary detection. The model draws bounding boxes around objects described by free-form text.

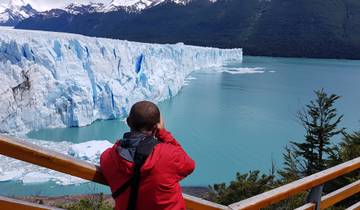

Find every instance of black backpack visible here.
[112,136,159,210]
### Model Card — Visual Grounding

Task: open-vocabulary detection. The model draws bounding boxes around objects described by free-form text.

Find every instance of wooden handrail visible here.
[183,194,230,210]
[229,157,360,210]
[320,179,360,209]
[295,179,360,210]
[0,196,63,210]
[0,135,227,210]
[346,201,360,210]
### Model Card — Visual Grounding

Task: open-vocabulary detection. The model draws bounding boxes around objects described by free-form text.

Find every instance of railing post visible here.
[306,185,323,210]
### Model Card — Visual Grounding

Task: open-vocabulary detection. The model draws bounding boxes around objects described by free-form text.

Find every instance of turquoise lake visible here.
[2,56,360,196]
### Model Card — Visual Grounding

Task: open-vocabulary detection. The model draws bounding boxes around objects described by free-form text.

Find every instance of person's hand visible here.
[157,116,165,131]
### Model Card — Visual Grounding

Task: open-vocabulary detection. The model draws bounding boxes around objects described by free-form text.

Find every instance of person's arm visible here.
[156,128,181,146]
[156,128,195,180]
[173,142,196,180]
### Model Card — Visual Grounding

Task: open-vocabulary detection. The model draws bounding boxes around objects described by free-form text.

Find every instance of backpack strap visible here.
[112,136,159,210]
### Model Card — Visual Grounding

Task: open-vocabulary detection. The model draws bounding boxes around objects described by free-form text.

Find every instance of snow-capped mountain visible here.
[0,0,38,26]
[104,0,164,12]
[64,3,106,15]
[62,0,193,14]
[0,0,197,26]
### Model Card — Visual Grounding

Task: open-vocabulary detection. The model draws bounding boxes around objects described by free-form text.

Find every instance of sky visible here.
[0,0,112,11]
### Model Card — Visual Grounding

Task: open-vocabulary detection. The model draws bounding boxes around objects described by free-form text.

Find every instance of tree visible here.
[207,89,356,209]
[282,89,345,177]
[277,146,301,183]
[337,131,360,162]
[207,171,275,205]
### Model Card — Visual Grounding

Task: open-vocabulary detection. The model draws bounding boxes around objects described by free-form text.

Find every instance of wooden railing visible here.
[0,135,359,210]
[0,195,63,210]
[229,157,360,210]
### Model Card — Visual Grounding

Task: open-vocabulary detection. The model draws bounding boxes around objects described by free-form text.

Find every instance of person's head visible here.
[127,101,160,134]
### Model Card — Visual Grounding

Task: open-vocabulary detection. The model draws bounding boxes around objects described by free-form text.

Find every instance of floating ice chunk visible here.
[0,169,24,182]
[53,175,86,186]
[67,140,113,163]
[22,172,54,184]
[186,76,197,80]
[203,67,265,74]
[220,67,265,74]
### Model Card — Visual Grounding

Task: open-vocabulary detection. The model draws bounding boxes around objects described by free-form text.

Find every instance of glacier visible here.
[0,27,242,134]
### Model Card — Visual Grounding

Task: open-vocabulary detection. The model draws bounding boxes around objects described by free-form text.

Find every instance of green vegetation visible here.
[280,89,345,178]
[208,89,360,209]
[208,170,276,205]
[58,193,113,210]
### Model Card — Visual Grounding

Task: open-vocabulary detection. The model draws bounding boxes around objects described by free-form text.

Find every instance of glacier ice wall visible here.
[0,27,242,134]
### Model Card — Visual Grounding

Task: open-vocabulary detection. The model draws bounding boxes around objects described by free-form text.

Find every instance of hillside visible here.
[16,0,360,59]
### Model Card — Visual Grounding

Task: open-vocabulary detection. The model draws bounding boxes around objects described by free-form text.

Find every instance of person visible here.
[100,101,195,210]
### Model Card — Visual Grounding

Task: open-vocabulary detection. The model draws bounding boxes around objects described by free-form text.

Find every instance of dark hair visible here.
[127,101,160,132]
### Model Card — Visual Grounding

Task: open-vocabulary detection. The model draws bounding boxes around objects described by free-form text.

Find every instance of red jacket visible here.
[100,129,195,210]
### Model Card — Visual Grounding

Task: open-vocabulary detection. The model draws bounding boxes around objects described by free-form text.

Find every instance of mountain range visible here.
[14,0,360,59]
[0,0,191,26]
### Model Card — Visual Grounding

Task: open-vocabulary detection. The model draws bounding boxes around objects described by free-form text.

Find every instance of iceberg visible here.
[0,27,242,134]
[67,140,113,162]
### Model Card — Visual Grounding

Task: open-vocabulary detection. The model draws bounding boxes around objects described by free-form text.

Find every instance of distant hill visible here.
[16,0,360,59]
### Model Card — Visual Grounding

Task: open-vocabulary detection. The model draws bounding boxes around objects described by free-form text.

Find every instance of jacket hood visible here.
[116,132,160,172]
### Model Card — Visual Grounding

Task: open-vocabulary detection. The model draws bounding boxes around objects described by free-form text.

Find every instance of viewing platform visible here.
[0,135,359,210]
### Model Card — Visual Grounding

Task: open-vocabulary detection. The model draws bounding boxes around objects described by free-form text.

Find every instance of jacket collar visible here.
[117,132,152,162]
